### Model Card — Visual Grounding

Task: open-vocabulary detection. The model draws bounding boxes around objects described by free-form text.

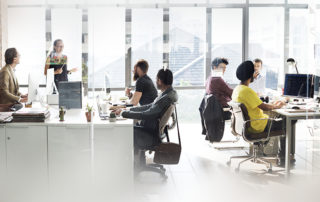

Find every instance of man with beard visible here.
[115,68,178,152]
[125,59,158,106]
[232,61,294,166]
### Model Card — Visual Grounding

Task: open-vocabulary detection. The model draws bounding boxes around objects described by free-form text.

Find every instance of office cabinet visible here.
[5,125,48,202]
[0,126,5,200]
[92,125,133,199]
[48,125,91,202]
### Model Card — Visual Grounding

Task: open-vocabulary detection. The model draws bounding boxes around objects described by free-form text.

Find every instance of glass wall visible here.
[249,7,284,89]
[131,8,163,83]
[169,7,206,87]
[212,8,243,85]
[7,7,46,85]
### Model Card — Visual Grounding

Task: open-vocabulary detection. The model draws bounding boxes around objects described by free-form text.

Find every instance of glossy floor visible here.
[134,120,320,202]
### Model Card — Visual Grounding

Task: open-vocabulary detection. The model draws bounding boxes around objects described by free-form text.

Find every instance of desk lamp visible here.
[287,58,299,74]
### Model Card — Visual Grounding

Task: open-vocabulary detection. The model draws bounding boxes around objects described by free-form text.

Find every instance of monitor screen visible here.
[59,81,82,109]
[314,75,320,97]
[284,74,314,98]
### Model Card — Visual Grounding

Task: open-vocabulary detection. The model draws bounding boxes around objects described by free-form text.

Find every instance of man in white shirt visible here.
[250,58,266,96]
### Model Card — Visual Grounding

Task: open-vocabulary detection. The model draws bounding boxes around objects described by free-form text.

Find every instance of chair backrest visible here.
[159,104,175,137]
[228,101,250,136]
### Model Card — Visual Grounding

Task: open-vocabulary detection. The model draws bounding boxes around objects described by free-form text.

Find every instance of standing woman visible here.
[44,39,78,90]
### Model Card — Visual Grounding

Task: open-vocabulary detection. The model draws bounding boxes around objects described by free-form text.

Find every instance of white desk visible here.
[0,107,134,202]
[274,109,320,177]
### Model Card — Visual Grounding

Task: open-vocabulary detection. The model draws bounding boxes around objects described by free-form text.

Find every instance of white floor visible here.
[133,121,320,202]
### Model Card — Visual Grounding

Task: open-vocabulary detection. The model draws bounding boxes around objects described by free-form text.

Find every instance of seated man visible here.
[250,58,266,96]
[125,59,158,106]
[0,48,28,106]
[205,57,233,120]
[115,68,178,150]
[232,61,293,166]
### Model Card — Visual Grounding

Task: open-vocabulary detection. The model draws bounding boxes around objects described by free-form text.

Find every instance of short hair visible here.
[135,59,149,73]
[157,68,173,86]
[253,58,263,65]
[211,57,229,69]
[5,48,18,65]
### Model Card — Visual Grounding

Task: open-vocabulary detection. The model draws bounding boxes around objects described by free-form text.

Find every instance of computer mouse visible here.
[292,106,300,110]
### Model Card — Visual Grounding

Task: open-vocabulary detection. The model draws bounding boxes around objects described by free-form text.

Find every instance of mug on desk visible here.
[100,103,109,114]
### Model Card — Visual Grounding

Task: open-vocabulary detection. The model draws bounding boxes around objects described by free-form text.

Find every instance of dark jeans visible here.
[264,118,297,159]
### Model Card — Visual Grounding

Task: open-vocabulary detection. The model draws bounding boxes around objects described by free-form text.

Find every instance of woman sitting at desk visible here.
[0,48,28,106]
[44,39,78,90]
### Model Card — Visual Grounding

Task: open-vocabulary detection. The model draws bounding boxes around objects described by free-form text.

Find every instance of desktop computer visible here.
[284,74,315,98]
[27,73,39,103]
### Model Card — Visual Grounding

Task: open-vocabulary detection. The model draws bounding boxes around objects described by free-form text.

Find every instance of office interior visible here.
[1,0,320,202]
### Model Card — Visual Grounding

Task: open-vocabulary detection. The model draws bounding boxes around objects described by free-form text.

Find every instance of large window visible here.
[131,8,163,83]
[88,8,125,88]
[289,9,310,74]
[249,7,284,89]
[7,7,46,85]
[51,8,82,82]
[212,8,243,85]
[169,7,206,87]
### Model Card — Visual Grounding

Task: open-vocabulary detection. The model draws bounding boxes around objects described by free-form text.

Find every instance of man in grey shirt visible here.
[115,69,178,149]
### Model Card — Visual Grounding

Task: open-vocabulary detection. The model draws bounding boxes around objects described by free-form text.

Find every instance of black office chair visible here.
[135,104,177,180]
[227,101,283,173]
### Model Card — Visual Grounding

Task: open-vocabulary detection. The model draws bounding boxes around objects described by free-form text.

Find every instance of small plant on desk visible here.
[85,104,94,122]
[109,112,117,122]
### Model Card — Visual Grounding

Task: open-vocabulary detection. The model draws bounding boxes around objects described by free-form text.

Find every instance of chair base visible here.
[227,144,275,173]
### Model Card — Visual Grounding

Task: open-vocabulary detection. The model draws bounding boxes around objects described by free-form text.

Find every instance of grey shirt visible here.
[122,87,178,131]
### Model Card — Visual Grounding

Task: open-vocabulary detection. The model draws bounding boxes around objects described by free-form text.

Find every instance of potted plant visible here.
[85,104,94,122]
[109,112,117,122]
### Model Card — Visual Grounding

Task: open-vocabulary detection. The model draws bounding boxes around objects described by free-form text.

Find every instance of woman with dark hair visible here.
[44,39,78,90]
[0,48,28,105]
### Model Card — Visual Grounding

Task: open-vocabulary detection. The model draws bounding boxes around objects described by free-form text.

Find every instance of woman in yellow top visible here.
[44,39,78,90]
[232,61,294,166]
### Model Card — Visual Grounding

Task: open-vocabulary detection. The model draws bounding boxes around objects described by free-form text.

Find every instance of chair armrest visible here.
[243,118,283,142]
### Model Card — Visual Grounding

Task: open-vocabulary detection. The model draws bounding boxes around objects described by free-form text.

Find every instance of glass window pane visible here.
[289,9,310,74]
[212,8,243,85]
[315,10,320,71]
[8,7,46,85]
[250,0,284,3]
[51,8,82,82]
[132,8,163,84]
[8,0,45,5]
[169,7,206,86]
[249,7,284,90]
[88,8,125,88]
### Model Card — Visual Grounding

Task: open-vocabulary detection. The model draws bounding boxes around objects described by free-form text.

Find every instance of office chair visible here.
[227,101,283,173]
[135,104,177,180]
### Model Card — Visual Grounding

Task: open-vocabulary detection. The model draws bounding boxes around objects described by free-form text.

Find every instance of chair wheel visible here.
[267,168,272,173]
[226,161,231,167]
[235,168,240,173]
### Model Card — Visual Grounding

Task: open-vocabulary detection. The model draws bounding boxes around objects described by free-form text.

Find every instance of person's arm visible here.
[44,57,51,75]
[130,91,142,106]
[0,71,21,102]
[258,101,285,111]
[122,97,169,120]
[217,78,233,98]
[129,103,153,112]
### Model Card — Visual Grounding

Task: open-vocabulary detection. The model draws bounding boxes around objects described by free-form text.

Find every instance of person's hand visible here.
[253,71,260,79]
[20,97,28,103]
[21,94,28,98]
[125,87,132,97]
[54,68,63,75]
[274,101,286,109]
[70,67,78,73]
[114,109,123,116]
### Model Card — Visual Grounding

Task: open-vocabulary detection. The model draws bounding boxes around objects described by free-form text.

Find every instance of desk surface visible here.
[4,106,133,127]
[274,108,320,118]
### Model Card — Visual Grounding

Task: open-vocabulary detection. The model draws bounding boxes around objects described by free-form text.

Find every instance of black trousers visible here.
[264,118,297,158]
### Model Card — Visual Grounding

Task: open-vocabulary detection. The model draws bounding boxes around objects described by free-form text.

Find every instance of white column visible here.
[0,0,8,67]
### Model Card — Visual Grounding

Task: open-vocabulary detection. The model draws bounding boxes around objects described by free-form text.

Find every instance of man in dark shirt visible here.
[205,57,233,120]
[125,59,158,106]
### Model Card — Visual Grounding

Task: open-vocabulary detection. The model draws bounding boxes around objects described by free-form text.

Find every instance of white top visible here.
[250,74,266,96]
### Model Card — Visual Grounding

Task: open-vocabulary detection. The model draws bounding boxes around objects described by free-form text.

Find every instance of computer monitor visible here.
[28,73,39,103]
[59,81,82,109]
[284,74,314,98]
[46,68,57,95]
